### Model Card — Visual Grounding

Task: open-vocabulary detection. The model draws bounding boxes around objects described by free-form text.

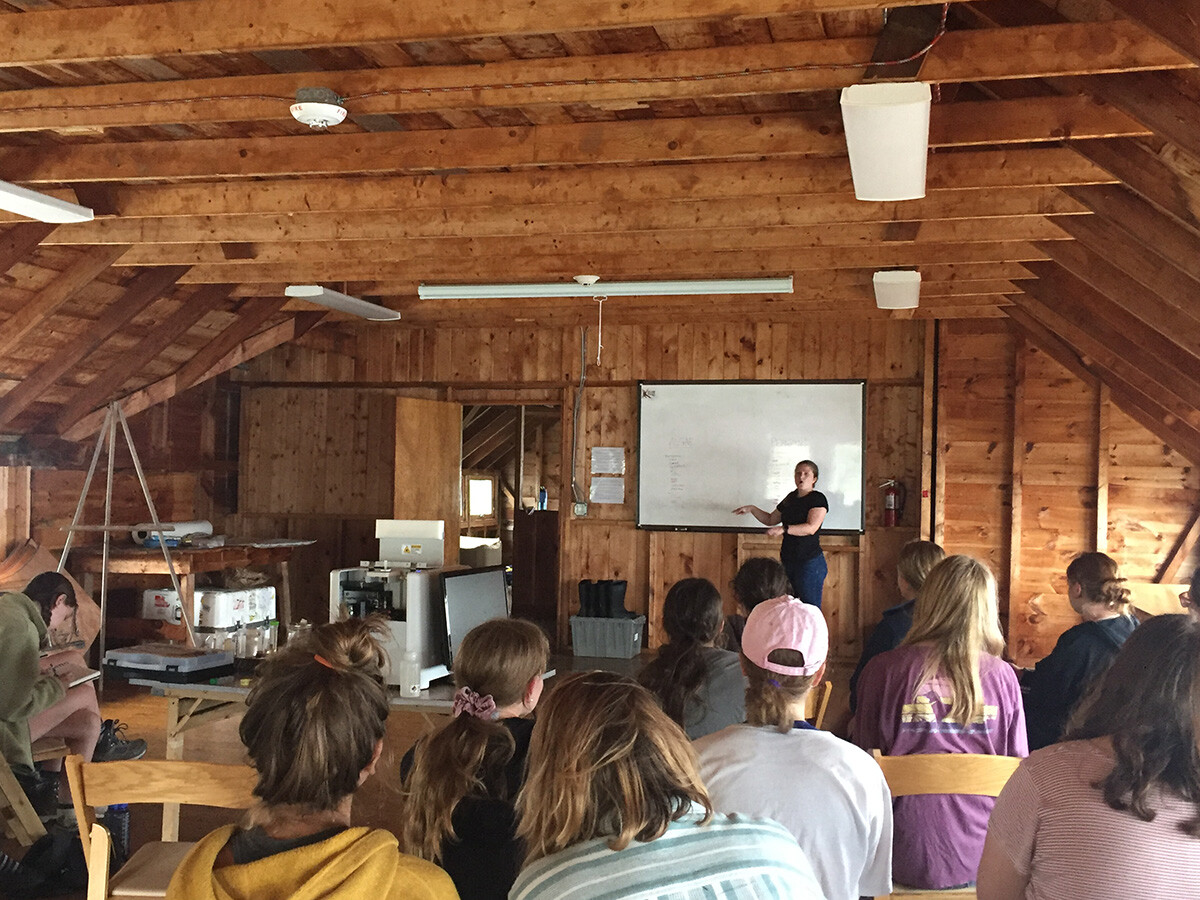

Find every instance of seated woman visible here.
[399,618,548,900]
[637,577,744,739]
[1021,551,1137,750]
[852,555,1027,891]
[848,539,945,715]
[166,618,457,900]
[510,671,826,900]
[978,614,1200,899]
[717,556,791,655]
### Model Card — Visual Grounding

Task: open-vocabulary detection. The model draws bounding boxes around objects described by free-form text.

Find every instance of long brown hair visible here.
[400,618,548,862]
[637,578,723,728]
[903,555,1004,726]
[516,671,712,863]
[1066,551,1131,614]
[1066,614,1200,836]
[239,616,389,811]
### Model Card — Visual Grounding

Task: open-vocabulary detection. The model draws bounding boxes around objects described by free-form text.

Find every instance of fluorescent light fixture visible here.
[417,276,793,300]
[0,180,93,223]
[284,285,401,321]
[873,270,921,309]
[840,82,932,202]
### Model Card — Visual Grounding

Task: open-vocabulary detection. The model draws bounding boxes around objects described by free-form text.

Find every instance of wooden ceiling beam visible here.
[1006,304,1200,466]
[1062,182,1200,281]
[111,219,1069,266]
[46,188,1085,246]
[1021,261,1200,385]
[1037,239,1200,356]
[61,308,324,442]
[172,298,288,394]
[0,99,1147,184]
[1071,138,1200,237]
[0,223,57,274]
[51,283,235,435]
[1051,213,1200,308]
[1102,0,1200,67]
[1064,71,1200,163]
[0,0,940,68]
[0,21,1182,132]
[0,265,188,428]
[0,244,129,359]
[9,149,1105,223]
[1011,278,1200,426]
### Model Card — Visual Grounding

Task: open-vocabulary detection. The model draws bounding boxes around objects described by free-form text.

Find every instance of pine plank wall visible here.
[9,317,1197,667]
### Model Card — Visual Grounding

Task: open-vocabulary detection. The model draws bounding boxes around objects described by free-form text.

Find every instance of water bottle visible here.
[537,486,547,510]
[104,803,131,866]
[400,650,421,697]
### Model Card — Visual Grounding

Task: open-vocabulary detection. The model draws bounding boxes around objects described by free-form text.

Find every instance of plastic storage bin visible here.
[570,615,646,658]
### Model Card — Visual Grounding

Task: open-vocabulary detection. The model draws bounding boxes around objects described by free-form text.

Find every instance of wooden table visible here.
[131,677,456,839]
[71,543,300,641]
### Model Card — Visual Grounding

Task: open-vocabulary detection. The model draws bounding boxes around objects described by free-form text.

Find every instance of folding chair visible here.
[65,755,257,899]
[803,680,833,729]
[871,751,1020,900]
[0,737,69,846]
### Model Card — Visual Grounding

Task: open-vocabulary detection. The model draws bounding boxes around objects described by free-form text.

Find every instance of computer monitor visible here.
[441,566,511,668]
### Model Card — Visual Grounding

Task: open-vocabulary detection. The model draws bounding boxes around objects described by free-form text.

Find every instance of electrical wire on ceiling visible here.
[0,4,949,116]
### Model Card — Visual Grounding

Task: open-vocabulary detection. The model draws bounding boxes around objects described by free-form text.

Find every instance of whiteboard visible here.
[637,381,865,531]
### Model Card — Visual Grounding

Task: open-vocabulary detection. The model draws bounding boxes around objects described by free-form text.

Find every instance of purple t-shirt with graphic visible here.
[852,643,1027,890]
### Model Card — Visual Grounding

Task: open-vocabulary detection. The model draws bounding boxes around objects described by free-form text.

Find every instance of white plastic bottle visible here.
[400,650,421,697]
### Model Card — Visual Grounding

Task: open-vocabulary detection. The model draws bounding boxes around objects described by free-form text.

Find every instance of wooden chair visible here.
[872,751,1021,900]
[804,679,833,729]
[65,755,258,899]
[0,737,70,846]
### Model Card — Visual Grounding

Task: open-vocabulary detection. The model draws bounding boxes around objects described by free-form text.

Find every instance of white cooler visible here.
[141,586,276,629]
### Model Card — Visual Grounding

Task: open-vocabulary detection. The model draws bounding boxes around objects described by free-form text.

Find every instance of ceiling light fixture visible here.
[840,82,932,202]
[873,270,921,309]
[284,285,401,321]
[417,276,793,300]
[0,180,93,223]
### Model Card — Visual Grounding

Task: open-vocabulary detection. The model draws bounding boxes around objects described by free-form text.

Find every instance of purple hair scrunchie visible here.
[453,686,498,720]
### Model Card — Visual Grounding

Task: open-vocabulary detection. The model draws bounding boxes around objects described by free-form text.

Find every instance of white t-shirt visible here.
[694,723,893,900]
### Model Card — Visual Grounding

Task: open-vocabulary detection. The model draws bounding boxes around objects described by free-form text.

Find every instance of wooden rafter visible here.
[1071,138,1200,237]
[0,244,129,359]
[0,223,57,274]
[0,265,189,428]
[0,22,1182,132]
[1102,0,1200,67]
[2,99,1147,185]
[62,310,326,441]
[52,283,236,435]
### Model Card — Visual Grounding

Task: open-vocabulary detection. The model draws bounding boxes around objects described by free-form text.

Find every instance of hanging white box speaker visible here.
[873,270,921,309]
[840,82,932,201]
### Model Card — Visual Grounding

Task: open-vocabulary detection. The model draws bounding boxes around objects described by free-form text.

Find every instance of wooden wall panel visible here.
[394,396,461,559]
[0,465,31,556]
[648,531,739,650]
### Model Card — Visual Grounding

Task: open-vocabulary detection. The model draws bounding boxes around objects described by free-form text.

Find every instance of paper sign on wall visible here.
[591,447,626,475]
[589,476,625,504]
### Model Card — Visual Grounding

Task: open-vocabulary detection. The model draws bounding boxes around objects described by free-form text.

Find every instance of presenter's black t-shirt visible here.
[776,489,828,566]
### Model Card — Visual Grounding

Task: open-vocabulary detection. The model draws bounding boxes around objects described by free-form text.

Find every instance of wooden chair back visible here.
[65,755,258,898]
[871,751,1020,900]
[804,680,833,729]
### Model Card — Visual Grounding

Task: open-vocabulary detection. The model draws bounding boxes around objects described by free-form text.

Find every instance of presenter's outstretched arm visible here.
[732,505,782,526]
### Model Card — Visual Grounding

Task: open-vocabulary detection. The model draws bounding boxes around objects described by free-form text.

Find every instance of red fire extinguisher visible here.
[881,479,907,527]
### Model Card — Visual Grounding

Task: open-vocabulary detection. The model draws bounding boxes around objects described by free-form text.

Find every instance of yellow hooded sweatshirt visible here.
[166,825,459,900]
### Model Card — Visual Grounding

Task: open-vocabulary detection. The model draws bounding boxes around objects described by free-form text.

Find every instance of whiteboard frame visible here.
[635,379,867,534]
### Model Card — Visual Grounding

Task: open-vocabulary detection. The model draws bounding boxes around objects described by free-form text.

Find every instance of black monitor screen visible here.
[442,566,510,668]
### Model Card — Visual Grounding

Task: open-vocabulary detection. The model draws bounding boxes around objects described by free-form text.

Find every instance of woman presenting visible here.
[733,459,828,608]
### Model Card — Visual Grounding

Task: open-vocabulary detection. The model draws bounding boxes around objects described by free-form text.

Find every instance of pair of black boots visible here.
[578,579,635,619]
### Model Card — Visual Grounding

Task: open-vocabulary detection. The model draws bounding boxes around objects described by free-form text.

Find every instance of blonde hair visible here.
[239,616,389,811]
[742,650,815,733]
[1066,552,1131,614]
[400,618,548,862]
[902,555,1004,726]
[897,540,946,593]
[516,671,712,863]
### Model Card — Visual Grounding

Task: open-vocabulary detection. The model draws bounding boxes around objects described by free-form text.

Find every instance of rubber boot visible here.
[606,579,635,619]
[592,580,610,618]
[578,579,594,617]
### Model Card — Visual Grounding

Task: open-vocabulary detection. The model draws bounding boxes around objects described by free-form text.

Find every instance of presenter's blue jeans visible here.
[785,552,827,609]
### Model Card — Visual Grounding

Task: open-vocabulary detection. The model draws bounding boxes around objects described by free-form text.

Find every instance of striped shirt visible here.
[987,738,1200,899]
[509,807,827,900]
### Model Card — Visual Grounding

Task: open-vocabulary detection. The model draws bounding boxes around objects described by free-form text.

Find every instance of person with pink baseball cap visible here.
[695,595,893,900]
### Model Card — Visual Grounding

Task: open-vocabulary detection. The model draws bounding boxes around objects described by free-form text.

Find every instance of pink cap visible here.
[741,595,828,677]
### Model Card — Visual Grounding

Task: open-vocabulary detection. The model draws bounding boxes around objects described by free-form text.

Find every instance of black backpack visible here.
[0,825,88,898]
